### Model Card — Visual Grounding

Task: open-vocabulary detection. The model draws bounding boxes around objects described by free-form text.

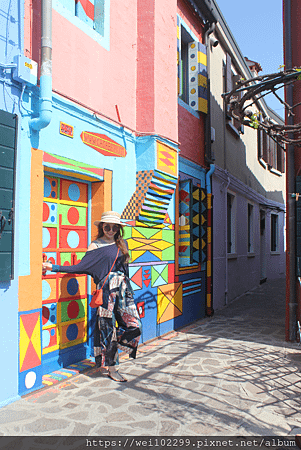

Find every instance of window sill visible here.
[259,158,267,169]
[269,167,282,177]
[178,98,200,119]
[226,121,240,138]
[247,252,256,258]
[271,251,280,255]
[227,253,237,260]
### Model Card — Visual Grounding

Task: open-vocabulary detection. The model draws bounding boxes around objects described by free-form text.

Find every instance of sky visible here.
[215,0,284,118]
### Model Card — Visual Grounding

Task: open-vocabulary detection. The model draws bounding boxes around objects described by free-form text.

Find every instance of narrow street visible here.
[1,277,300,439]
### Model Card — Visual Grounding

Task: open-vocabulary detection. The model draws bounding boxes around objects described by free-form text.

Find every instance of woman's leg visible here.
[94,316,118,368]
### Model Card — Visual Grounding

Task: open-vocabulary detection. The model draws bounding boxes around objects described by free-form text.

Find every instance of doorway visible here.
[41,174,90,373]
[260,209,267,283]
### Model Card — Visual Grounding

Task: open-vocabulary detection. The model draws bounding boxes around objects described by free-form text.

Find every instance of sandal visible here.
[107,370,127,382]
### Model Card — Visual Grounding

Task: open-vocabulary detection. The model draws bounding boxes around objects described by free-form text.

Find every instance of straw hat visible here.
[94,211,124,227]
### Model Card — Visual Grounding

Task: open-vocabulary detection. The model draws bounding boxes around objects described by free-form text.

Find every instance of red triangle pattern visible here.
[131,267,143,289]
[21,312,40,339]
[20,340,41,372]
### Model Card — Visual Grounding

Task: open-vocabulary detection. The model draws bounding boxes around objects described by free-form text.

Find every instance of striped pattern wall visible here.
[182,278,202,297]
[138,170,177,225]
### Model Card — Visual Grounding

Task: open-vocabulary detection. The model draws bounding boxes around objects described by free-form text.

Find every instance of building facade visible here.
[0,0,216,406]
[209,2,286,311]
[0,0,285,407]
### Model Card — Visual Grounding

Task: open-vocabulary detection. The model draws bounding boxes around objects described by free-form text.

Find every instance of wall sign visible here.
[60,122,74,138]
[80,132,126,157]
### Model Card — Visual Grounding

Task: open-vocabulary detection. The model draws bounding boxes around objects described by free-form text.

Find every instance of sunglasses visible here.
[103,224,120,233]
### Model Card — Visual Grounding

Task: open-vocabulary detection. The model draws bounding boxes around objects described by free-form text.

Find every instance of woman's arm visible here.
[42,245,99,275]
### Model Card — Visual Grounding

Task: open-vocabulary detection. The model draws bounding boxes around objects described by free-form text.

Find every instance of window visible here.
[54,0,110,49]
[0,109,17,280]
[224,53,244,135]
[179,27,192,104]
[227,192,236,254]
[177,17,208,113]
[178,179,207,268]
[247,203,254,253]
[258,121,285,173]
[74,0,105,34]
[271,214,279,252]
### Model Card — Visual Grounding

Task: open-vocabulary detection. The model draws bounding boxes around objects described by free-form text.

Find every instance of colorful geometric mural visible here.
[19,312,41,372]
[42,175,88,357]
[157,283,183,324]
[122,169,177,226]
[127,227,174,263]
[80,132,127,157]
[179,179,207,268]
[179,179,192,266]
[43,152,104,182]
[156,141,178,178]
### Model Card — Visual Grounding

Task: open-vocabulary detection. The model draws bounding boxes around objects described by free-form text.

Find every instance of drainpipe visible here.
[224,173,230,305]
[206,163,215,193]
[30,0,52,131]
[284,0,297,341]
[205,163,215,316]
[204,22,216,164]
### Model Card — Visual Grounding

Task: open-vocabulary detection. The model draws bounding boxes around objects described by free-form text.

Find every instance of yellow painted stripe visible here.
[198,52,207,66]
[43,198,88,207]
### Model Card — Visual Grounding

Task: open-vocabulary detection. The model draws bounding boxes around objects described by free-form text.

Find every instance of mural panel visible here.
[42,175,89,364]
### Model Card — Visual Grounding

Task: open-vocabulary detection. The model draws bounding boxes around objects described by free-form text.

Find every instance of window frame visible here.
[270,213,280,253]
[224,53,244,136]
[53,0,110,50]
[227,191,236,255]
[247,202,255,254]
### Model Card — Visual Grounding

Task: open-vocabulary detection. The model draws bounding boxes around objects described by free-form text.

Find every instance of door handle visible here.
[0,212,6,239]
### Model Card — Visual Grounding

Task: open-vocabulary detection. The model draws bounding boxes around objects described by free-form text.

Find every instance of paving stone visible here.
[66,411,89,420]
[93,425,134,436]
[104,412,133,422]
[24,418,70,433]
[0,410,37,424]
[62,402,79,409]
[73,387,95,397]
[130,420,158,430]
[127,405,154,416]
[88,393,128,408]
[69,422,97,436]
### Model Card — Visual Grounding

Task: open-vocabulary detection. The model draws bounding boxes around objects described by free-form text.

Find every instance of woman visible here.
[42,211,141,382]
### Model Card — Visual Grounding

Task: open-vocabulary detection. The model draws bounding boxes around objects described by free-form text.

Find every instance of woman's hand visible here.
[42,262,53,272]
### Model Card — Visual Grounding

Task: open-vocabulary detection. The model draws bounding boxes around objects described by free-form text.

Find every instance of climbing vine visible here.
[222,68,301,147]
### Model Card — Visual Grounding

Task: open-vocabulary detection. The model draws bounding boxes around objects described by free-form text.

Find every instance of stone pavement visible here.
[1,277,301,437]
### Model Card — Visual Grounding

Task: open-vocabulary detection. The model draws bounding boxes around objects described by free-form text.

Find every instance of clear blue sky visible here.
[215,0,284,118]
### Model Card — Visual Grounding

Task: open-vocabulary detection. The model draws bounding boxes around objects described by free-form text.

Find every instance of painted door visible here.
[42,175,89,372]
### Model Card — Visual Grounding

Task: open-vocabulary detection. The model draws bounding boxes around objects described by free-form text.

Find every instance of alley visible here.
[1,277,301,437]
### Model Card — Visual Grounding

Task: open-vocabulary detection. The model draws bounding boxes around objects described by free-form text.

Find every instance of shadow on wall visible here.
[210,91,285,205]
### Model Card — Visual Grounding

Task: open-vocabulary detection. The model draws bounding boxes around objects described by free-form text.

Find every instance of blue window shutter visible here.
[0,110,17,280]
[94,0,104,35]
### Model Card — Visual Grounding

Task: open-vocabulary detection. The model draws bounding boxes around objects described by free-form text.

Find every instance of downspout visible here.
[205,163,215,316]
[224,174,230,305]
[284,0,297,341]
[30,0,52,131]
[204,22,216,164]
